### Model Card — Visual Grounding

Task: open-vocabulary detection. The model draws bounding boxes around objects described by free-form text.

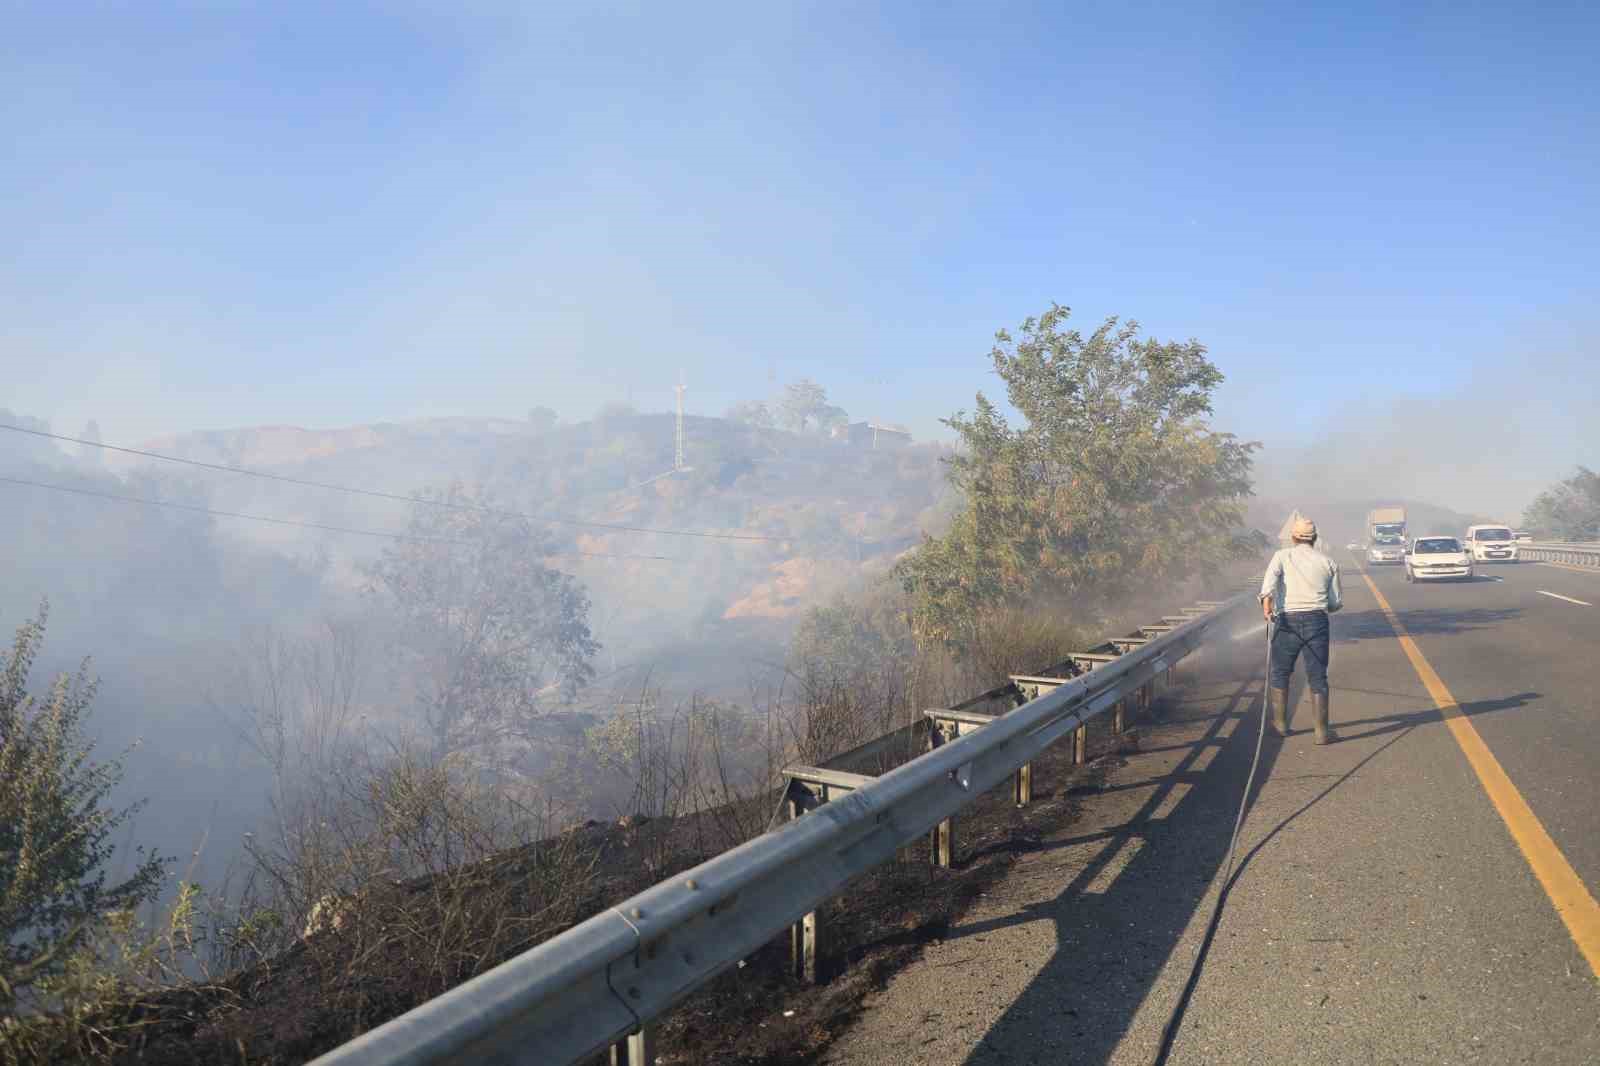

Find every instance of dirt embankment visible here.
[22,703,1151,1066]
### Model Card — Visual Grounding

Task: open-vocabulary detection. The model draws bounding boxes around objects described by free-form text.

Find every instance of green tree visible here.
[527,406,559,434]
[725,400,775,430]
[1522,467,1600,540]
[0,603,167,1008]
[896,304,1257,649]
[366,484,600,760]
[778,379,841,433]
[815,403,849,433]
[788,590,914,691]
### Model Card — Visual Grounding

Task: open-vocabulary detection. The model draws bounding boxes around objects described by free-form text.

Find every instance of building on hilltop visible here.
[831,421,913,449]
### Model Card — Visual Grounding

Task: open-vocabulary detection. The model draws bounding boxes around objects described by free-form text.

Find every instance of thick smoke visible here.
[1249,344,1594,528]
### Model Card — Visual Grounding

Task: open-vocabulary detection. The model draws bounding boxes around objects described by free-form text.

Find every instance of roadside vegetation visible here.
[1,305,1260,1065]
[895,305,1259,651]
[1522,467,1600,541]
[1,605,171,1060]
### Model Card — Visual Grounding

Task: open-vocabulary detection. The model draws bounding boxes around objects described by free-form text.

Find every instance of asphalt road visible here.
[819,560,1600,1065]
[1358,556,1600,906]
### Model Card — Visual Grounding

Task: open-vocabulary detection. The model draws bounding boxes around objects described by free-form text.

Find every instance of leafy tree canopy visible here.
[1522,467,1600,541]
[779,379,845,433]
[528,407,559,433]
[896,305,1258,649]
[365,484,600,760]
[0,603,167,1007]
[814,403,849,432]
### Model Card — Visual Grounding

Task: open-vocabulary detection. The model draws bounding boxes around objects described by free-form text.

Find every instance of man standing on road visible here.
[1259,516,1343,744]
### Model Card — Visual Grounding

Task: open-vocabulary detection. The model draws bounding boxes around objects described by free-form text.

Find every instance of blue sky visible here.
[2,1,1595,515]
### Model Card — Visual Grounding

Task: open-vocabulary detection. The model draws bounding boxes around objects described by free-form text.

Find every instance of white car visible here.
[1464,524,1519,563]
[1347,542,1364,552]
[1405,535,1474,582]
[1368,541,1406,565]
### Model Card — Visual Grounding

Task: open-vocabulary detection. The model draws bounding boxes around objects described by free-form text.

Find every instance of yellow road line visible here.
[1359,572,1600,979]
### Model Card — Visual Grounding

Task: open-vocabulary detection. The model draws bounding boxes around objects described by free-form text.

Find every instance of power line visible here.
[0,423,781,542]
[0,475,676,562]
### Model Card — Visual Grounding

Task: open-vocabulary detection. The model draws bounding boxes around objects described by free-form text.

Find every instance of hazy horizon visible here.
[2,0,1596,901]
[4,3,1595,525]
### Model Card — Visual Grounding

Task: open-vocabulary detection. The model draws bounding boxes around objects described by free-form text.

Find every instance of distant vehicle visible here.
[1347,542,1364,552]
[1464,524,1519,563]
[1367,506,1407,564]
[1405,535,1473,582]
[1513,530,1534,543]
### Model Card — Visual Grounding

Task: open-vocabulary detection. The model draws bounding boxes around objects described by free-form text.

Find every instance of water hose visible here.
[1150,615,1273,1064]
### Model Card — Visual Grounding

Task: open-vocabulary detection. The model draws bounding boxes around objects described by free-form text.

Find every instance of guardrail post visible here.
[1113,697,1126,734]
[924,709,1004,863]
[1007,675,1073,808]
[783,788,823,982]
[926,715,960,867]
[609,1025,655,1065]
[779,767,876,982]
[932,817,956,868]
[1072,723,1088,764]
[790,907,820,984]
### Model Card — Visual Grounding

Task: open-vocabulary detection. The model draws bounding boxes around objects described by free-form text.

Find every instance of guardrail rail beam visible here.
[307,589,1255,1066]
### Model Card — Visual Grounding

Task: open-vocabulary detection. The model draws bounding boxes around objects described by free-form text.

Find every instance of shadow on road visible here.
[927,644,1290,1065]
[1331,606,1522,644]
[1333,691,1540,742]
[925,633,1541,1066]
[1146,723,1417,1063]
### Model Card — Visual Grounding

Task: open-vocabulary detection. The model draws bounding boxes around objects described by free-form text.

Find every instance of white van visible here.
[1463,524,1519,563]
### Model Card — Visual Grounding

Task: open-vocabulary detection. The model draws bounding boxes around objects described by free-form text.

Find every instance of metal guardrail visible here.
[1520,541,1600,567]
[310,589,1255,1066]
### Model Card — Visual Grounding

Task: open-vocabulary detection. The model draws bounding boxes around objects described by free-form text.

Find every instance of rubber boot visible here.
[1269,687,1291,737]
[1312,691,1336,745]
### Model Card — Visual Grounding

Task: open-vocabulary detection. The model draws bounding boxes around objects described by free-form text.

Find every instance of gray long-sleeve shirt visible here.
[1259,544,1343,614]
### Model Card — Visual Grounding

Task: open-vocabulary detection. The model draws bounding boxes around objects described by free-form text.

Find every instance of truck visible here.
[1366,506,1408,565]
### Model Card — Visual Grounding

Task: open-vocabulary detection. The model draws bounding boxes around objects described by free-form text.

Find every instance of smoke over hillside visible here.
[1246,343,1594,525]
[0,379,1581,909]
[0,409,954,891]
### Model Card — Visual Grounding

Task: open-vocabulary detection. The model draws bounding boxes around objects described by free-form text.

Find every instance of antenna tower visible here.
[674,370,687,472]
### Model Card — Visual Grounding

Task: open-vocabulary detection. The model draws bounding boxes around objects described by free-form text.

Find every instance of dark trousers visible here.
[1270,610,1330,696]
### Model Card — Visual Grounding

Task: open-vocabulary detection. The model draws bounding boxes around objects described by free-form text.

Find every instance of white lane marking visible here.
[1537,590,1593,607]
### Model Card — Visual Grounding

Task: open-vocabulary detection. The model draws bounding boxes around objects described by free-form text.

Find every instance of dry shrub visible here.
[781,585,918,768]
[784,670,903,768]
[2,752,599,1065]
[965,606,1093,692]
[244,752,598,1028]
[586,691,786,874]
